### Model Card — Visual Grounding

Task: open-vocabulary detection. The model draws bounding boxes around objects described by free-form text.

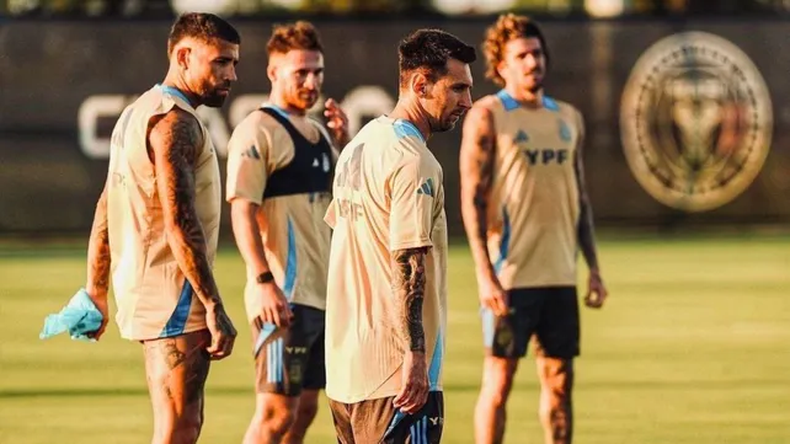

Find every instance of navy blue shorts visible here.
[481,286,580,359]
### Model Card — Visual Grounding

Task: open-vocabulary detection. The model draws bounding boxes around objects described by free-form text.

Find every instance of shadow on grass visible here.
[2,378,788,399]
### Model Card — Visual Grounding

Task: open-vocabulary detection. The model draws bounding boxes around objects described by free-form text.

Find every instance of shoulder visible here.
[546,96,583,123]
[233,108,284,138]
[473,94,503,112]
[464,95,501,133]
[229,109,290,155]
[148,107,203,150]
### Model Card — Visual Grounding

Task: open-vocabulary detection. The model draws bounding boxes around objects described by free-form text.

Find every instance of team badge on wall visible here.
[620,32,773,212]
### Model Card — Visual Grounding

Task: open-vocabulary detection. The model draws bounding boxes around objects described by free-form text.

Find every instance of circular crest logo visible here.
[620,32,772,212]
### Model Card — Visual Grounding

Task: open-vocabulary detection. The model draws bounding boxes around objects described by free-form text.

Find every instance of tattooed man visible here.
[83,12,239,444]
[323,29,475,444]
[460,14,609,444]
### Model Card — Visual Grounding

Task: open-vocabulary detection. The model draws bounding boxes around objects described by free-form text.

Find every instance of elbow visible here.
[162,217,183,242]
[230,200,257,227]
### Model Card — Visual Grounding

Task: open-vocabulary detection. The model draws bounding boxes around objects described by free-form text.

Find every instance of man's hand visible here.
[257,282,294,328]
[478,274,509,316]
[393,351,429,414]
[324,98,349,148]
[584,270,608,309]
[205,303,237,360]
[85,290,109,340]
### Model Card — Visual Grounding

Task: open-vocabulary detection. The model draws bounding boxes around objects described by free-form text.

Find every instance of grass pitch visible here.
[1,234,788,443]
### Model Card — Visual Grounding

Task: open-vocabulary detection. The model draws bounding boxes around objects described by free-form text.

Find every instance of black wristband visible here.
[256,271,274,284]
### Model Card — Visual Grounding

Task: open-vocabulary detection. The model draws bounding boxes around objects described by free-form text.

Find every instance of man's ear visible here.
[267,63,278,83]
[175,45,192,71]
[496,60,508,82]
[411,71,430,98]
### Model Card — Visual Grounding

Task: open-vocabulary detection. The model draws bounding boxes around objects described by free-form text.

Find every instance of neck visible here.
[505,84,544,107]
[269,92,307,116]
[389,96,431,141]
[162,69,200,108]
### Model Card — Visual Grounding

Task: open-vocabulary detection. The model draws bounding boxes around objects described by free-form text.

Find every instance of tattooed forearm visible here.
[149,109,222,308]
[575,151,599,271]
[86,185,111,297]
[460,106,498,278]
[391,247,428,353]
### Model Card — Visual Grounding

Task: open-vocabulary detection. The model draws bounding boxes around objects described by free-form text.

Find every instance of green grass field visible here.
[1,235,789,444]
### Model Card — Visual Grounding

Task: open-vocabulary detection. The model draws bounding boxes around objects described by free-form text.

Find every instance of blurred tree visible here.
[5,0,788,16]
[301,0,433,14]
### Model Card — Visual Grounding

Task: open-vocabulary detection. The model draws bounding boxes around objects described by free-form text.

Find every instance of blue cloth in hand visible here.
[39,288,104,341]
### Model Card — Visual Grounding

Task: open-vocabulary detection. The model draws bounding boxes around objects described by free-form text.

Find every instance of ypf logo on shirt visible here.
[620,32,773,212]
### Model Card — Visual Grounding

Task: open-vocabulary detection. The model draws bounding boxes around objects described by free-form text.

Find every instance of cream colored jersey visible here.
[106,84,221,341]
[226,105,335,320]
[483,90,583,289]
[324,116,448,404]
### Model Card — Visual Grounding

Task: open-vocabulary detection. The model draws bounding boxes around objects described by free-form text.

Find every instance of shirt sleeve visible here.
[388,156,439,252]
[225,119,269,205]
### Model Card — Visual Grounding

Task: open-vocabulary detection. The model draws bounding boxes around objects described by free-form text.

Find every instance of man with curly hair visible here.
[459,13,609,444]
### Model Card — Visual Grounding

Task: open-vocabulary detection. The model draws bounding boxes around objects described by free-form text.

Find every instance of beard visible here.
[523,72,544,93]
[202,88,230,108]
[198,79,231,108]
[434,119,456,133]
[294,89,319,111]
[433,111,464,133]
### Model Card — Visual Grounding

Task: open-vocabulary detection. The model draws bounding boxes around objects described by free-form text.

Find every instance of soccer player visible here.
[225,21,349,444]
[82,12,239,444]
[323,29,476,444]
[460,14,609,444]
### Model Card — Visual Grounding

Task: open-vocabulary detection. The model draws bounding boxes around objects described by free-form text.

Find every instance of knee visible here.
[176,416,203,444]
[297,398,318,424]
[154,413,203,444]
[480,362,517,407]
[254,404,296,436]
[538,360,574,421]
[540,359,574,396]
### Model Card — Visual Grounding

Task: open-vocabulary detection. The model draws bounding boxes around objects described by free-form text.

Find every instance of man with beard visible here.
[82,12,239,444]
[459,14,609,444]
[323,28,475,444]
[225,21,349,444]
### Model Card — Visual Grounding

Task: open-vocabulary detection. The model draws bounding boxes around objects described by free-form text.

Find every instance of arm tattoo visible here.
[391,247,428,353]
[86,185,110,297]
[469,132,495,241]
[150,110,222,308]
[460,107,498,278]
[575,151,599,270]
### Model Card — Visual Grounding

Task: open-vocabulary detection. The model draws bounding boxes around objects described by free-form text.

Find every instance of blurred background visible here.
[0,2,788,444]
[3,0,790,237]
[6,0,790,17]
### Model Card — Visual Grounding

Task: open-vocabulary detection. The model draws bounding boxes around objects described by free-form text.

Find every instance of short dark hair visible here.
[267,21,324,55]
[484,14,549,87]
[398,28,477,88]
[167,12,241,56]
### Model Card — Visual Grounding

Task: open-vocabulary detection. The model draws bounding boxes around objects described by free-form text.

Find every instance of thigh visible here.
[253,304,321,397]
[533,287,580,359]
[482,288,542,358]
[328,399,355,444]
[143,329,212,416]
[329,393,445,444]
